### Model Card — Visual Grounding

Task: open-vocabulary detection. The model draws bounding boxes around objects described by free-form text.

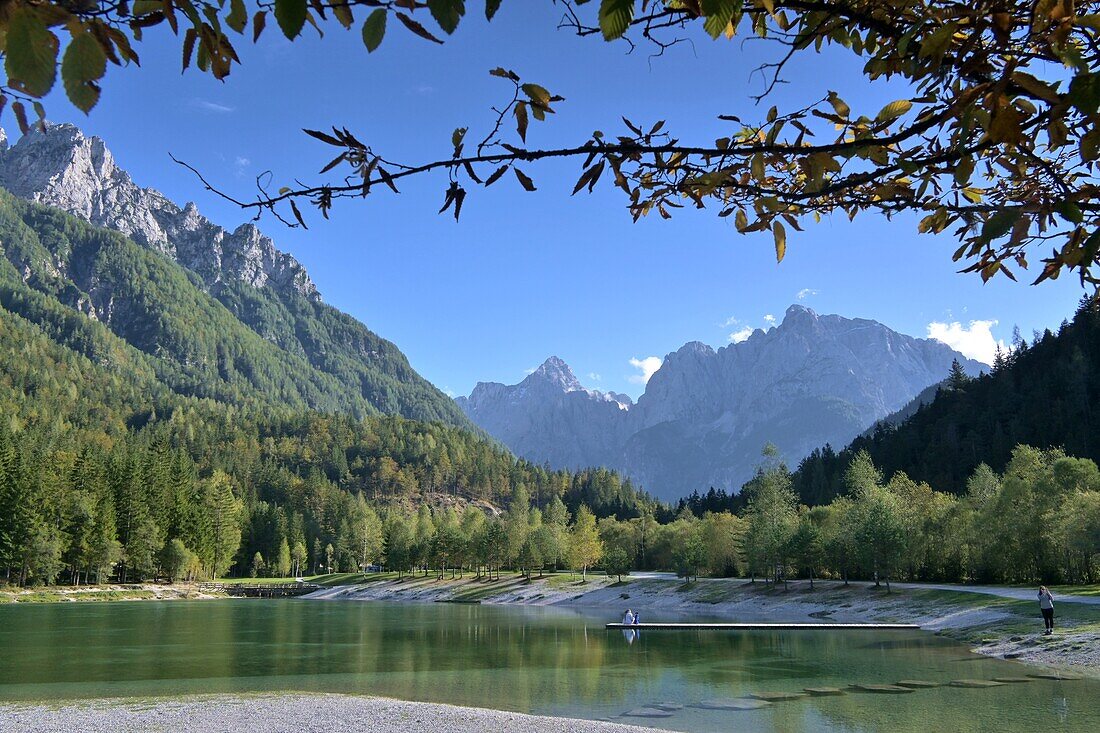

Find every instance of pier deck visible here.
[605,622,920,630]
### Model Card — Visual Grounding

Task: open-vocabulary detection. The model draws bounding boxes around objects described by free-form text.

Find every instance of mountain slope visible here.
[0,124,468,427]
[792,299,1099,503]
[459,305,986,500]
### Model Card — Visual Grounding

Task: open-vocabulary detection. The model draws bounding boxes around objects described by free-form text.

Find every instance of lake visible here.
[0,599,1096,732]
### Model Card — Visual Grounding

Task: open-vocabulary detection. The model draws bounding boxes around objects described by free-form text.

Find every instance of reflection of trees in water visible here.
[4,602,1099,732]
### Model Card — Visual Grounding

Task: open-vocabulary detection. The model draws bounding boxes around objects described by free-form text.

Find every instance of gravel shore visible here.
[0,694,675,733]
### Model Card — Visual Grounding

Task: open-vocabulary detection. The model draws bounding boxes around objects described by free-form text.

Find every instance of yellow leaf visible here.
[876,99,912,122]
[773,220,786,262]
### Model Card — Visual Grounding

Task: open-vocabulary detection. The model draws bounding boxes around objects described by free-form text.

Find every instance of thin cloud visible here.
[628,356,662,385]
[192,99,235,114]
[764,314,777,326]
[927,319,1004,365]
[729,326,754,343]
[796,288,818,300]
[719,315,740,328]
[588,372,602,382]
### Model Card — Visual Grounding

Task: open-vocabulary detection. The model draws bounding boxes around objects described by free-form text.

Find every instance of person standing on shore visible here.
[1038,586,1055,634]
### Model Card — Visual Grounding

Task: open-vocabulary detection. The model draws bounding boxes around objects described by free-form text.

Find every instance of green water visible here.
[0,600,1095,732]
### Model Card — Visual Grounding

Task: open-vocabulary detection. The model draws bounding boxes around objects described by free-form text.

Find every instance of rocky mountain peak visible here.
[0,123,319,302]
[525,356,583,392]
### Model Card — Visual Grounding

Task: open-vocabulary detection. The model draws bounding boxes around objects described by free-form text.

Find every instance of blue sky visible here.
[30,4,1084,399]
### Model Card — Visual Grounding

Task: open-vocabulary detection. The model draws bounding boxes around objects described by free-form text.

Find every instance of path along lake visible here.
[0,599,1096,733]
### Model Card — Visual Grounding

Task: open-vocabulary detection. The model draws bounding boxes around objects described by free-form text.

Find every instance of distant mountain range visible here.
[0,123,469,427]
[458,305,986,500]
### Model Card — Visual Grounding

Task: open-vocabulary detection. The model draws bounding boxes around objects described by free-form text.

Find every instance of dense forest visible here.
[1,186,1096,589]
[792,297,1100,505]
[0,189,655,586]
[0,293,655,585]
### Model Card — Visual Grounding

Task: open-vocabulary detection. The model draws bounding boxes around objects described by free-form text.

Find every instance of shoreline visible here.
[5,573,1098,675]
[305,573,1100,675]
[0,693,675,733]
[0,583,224,603]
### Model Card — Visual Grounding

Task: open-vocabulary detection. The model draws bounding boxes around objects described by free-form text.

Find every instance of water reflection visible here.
[0,600,1095,733]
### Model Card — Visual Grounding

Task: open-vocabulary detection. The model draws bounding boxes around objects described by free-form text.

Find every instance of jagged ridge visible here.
[459,305,986,500]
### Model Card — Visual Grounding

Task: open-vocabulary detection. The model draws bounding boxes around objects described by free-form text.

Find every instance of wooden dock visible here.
[605,622,920,630]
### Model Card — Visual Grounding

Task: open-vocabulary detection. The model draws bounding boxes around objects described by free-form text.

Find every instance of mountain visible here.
[0,124,468,427]
[458,305,986,500]
[456,357,632,469]
[792,299,1100,504]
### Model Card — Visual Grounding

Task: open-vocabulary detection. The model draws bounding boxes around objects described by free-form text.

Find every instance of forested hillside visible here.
[793,297,1100,505]
[0,189,467,425]
[0,187,655,586]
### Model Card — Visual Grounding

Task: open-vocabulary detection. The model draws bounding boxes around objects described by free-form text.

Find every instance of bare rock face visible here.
[0,123,318,301]
[459,306,987,501]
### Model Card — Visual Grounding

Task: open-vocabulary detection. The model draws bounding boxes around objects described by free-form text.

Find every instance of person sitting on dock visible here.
[632,611,639,625]
[622,609,635,625]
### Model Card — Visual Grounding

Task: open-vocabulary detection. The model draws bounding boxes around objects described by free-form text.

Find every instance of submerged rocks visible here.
[803,687,846,696]
[621,707,673,718]
[850,684,915,694]
[949,679,1005,688]
[1027,672,1083,680]
[895,680,941,689]
[747,691,807,702]
[695,698,772,711]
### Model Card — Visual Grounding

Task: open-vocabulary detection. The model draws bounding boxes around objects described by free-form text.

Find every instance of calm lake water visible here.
[0,599,1096,733]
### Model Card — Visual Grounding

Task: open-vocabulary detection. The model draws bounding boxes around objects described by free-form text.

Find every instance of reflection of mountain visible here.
[460,306,985,500]
[0,123,469,425]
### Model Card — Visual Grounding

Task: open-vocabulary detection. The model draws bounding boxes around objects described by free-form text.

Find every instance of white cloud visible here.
[927,319,1004,365]
[729,326,754,343]
[719,315,740,328]
[796,288,818,300]
[443,387,456,398]
[628,356,663,385]
[764,314,777,326]
[524,366,538,375]
[588,372,602,382]
[192,99,235,113]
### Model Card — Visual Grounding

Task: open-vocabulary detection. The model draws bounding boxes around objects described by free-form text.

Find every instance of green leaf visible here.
[1055,201,1084,224]
[1068,72,1100,116]
[362,10,387,53]
[826,91,850,118]
[522,83,551,106]
[514,167,536,191]
[875,99,912,123]
[226,0,248,33]
[428,0,465,35]
[486,0,503,20]
[773,220,786,262]
[274,0,307,40]
[981,209,1018,242]
[395,12,444,44]
[701,0,740,40]
[61,32,108,113]
[599,0,634,41]
[5,8,59,98]
[514,101,528,142]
